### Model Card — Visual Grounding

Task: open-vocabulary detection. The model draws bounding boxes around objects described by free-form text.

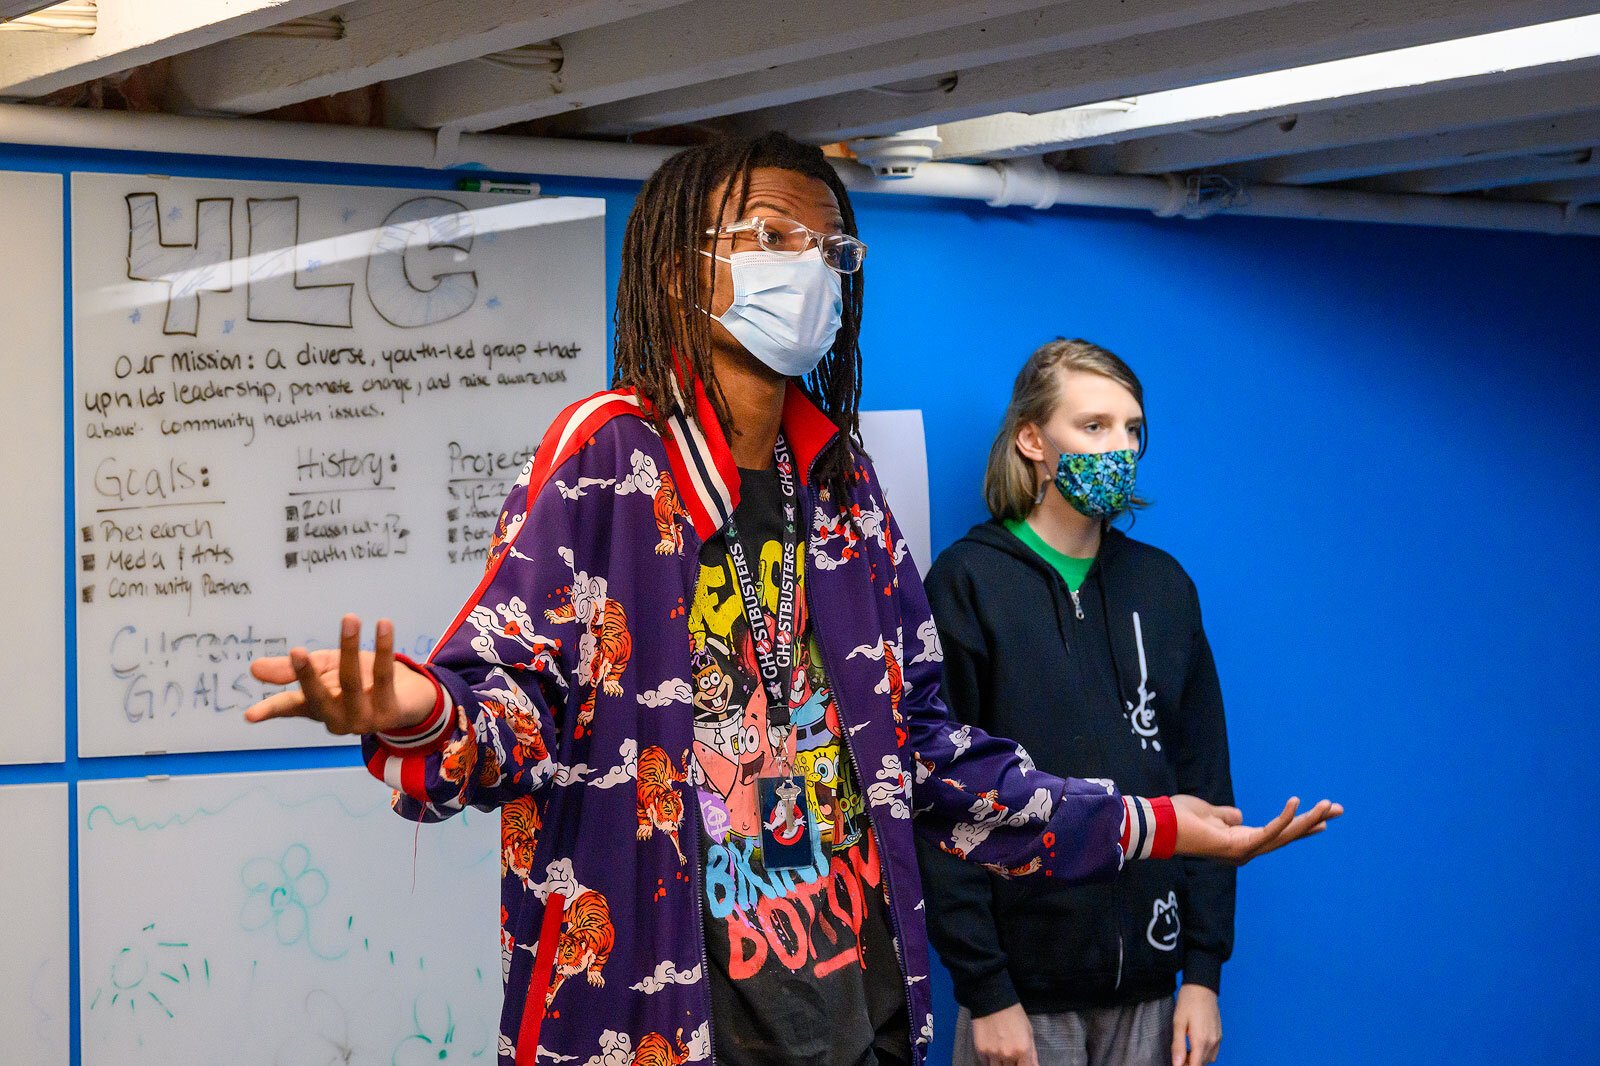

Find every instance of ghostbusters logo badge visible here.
[758,775,813,870]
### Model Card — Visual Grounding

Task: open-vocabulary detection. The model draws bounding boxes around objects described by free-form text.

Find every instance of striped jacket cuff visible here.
[374,654,451,753]
[1120,795,1178,861]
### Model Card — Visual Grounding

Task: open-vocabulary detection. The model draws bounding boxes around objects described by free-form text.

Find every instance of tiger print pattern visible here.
[884,640,904,720]
[634,746,688,865]
[501,795,541,888]
[438,710,477,802]
[477,743,504,791]
[544,593,632,738]
[545,888,615,1008]
[632,1029,690,1066]
[485,508,524,572]
[496,696,550,768]
[650,469,691,556]
[980,856,1043,878]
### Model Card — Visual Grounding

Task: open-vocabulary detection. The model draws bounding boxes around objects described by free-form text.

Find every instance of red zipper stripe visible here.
[515,892,567,1065]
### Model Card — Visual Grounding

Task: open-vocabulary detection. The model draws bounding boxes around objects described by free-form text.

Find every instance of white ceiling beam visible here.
[0,0,351,98]
[1356,150,1600,195]
[383,0,1055,133]
[1235,109,1600,186]
[1490,175,1600,203]
[932,5,1600,160]
[169,0,690,115]
[554,0,1284,137]
[1080,61,1600,175]
[4,99,1600,235]
[738,0,1600,144]
[1,2,59,21]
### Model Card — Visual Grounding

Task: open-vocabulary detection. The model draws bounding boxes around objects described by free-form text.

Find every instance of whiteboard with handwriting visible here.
[0,170,66,765]
[79,767,499,1065]
[70,174,606,756]
[0,783,70,1064]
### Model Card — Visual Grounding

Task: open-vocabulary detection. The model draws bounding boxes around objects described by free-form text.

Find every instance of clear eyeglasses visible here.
[705,215,868,274]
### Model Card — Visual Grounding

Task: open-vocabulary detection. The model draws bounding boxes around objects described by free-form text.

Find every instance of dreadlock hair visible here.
[612,131,865,507]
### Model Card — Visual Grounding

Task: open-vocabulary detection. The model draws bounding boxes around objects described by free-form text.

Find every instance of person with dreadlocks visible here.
[243,132,1340,1066]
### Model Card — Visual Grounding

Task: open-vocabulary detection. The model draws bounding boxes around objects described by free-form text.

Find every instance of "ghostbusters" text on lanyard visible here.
[722,435,799,741]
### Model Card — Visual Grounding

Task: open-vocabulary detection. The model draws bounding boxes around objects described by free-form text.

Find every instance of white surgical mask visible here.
[702,246,843,378]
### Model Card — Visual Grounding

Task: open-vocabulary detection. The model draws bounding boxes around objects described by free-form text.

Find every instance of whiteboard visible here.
[0,170,66,764]
[70,174,606,756]
[859,409,931,576]
[0,782,71,1064]
[79,767,499,1065]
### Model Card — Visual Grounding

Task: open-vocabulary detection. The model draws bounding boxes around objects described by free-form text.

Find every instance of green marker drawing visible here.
[239,844,348,961]
[92,922,198,1028]
[86,787,385,833]
[390,995,491,1064]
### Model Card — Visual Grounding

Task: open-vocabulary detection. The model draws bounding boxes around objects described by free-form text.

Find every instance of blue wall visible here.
[4,140,1597,1066]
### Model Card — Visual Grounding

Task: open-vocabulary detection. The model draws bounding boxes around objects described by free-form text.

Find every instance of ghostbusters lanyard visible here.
[723,434,800,746]
[723,436,813,869]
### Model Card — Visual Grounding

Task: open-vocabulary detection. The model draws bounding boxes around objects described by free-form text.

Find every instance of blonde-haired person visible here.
[919,340,1254,1066]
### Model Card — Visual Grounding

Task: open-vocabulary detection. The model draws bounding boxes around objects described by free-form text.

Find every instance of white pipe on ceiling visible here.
[2,102,1596,237]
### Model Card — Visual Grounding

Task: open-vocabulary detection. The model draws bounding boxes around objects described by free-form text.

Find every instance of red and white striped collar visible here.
[656,372,841,543]
[423,375,839,669]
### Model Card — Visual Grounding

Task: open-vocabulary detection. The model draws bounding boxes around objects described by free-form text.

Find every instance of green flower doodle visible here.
[240,844,346,960]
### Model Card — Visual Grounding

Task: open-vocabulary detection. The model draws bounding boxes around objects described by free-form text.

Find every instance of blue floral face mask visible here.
[1041,436,1139,518]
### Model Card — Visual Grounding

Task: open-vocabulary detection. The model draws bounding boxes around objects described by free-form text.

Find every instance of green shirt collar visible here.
[1003,517,1095,592]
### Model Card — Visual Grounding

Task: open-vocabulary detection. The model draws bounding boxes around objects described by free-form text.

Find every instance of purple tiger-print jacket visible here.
[362,378,1164,1066]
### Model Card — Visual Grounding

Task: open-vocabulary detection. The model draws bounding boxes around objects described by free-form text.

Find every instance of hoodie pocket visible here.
[993,879,1121,990]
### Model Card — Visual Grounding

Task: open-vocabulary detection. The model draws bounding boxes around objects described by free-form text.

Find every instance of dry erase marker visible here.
[457,179,540,196]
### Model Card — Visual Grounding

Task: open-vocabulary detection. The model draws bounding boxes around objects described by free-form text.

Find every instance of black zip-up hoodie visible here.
[917,520,1235,1016]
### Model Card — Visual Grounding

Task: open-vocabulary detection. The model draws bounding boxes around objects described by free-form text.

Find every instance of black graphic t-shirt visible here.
[689,465,909,1066]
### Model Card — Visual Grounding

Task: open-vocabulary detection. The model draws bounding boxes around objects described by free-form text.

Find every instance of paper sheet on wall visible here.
[859,409,931,576]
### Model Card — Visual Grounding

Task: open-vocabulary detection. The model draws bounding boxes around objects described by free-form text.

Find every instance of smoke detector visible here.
[846,128,942,178]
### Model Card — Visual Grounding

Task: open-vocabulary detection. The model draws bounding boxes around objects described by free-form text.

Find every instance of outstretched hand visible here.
[1172,794,1342,865]
[243,614,436,736]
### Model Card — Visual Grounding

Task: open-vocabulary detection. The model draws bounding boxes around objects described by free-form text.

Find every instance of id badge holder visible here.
[757,773,813,871]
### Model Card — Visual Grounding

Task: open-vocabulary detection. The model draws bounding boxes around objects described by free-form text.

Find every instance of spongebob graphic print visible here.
[688,465,907,1065]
